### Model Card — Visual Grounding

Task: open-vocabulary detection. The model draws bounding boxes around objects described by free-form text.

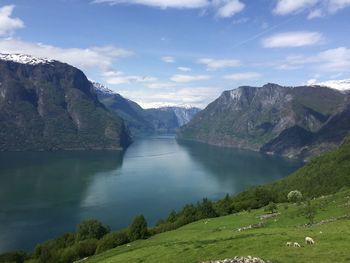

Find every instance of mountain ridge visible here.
[0,55,131,151]
[177,83,349,159]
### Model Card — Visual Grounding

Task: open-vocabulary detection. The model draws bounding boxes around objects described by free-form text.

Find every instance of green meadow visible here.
[87,189,350,263]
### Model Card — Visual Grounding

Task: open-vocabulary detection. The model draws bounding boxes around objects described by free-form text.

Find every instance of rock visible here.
[201,256,271,263]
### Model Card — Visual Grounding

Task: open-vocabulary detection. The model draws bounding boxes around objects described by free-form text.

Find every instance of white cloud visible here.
[145,82,176,89]
[93,0,209,9]
[170,74,210,83]
[103,70,157,85]
[262,31,323,48]
[93,0,245,18]
[224,72,262,81]
[0,38,133,71]
[306,78,350,91]
[327,0,350,13]
[161,56,175,63]
[273,0,350,17]
[215,0,245,18]
[307,8,323,19]
[0,5,24,36]
[280,47,350,72]
[197,58,240,70]
[121,86,221,108]
[177,66,192,72]
[273,0,318,15]
[306,78,317,85]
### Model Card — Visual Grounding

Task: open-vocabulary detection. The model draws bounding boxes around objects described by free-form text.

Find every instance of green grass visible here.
[87,189,350,263]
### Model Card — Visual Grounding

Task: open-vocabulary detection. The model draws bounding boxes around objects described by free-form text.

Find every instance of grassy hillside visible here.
[87,189,350,263]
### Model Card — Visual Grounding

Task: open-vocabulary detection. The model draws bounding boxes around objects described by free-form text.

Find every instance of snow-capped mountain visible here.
[308,79,350,92]
[92,81,201,135]
[91,81,116,95]
[0,53,55,65]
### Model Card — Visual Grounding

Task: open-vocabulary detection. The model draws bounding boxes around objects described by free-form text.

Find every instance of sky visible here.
[0,0,349,108]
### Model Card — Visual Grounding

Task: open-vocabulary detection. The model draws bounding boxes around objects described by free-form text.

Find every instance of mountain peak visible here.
[0,53,55,65]
[90,81,117,95]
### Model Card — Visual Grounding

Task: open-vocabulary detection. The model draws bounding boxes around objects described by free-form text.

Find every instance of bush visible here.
[60,247,79,263]
[264,202,278,214]
[0,251,27,263]
[197,198,217,219]
[75,239,98,258]
[76,219,110,241]
[96,231,129,254]
[300,199,318,224]
[129,215,148,241]
[287,190,303,203]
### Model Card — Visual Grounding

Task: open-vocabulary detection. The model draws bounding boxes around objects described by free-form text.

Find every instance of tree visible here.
[197,198,217,219]
[287,190,303,204]
[216,194,232,216]
[76,219,110,241]
[96,231,129,254]
[264,201,278,214]
[300,199,317,225]
[129,215,148,241]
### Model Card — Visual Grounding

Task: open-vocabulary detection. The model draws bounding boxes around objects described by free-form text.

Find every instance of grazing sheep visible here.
[305,236,315,245]
[293,242,301,248]
[286,242,292,247]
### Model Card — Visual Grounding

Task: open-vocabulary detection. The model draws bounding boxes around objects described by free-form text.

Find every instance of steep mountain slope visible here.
[0,54,131,151]
[93,82,154,135]
[177,83,348,158]
[93,82,200,135]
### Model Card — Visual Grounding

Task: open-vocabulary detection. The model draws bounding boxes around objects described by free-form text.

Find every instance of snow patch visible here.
[0,53,54,65]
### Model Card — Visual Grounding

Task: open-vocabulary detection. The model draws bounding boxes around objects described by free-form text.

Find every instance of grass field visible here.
[86,189,350,263]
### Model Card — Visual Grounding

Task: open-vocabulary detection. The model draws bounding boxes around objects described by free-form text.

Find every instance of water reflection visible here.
[0,151,124,252]
[0,137,302,252]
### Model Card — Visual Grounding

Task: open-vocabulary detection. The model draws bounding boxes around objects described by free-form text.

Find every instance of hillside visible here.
[0,54,131,151]
[87,189,350,263]
[86,137,350,262]
[93,82,201,136]
[177,83,349,159]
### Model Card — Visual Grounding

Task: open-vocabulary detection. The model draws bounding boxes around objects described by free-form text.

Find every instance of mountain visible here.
[92,82,200,136]
[93,82,154,135]
[177,83,349,159]
[0,54,131,151]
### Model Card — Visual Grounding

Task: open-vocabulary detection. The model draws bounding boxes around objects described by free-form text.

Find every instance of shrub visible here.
[96,231,129,254]
[129,215,148,241]
[75,239,98,258]
[264,202,278,214]
[300,199,318,224]
[76,219,110,241]
[287,190,303,204]
[0,251,27,263]
[59,247,79,263]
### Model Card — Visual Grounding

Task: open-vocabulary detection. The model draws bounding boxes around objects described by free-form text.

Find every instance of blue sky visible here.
[0,0,350,108]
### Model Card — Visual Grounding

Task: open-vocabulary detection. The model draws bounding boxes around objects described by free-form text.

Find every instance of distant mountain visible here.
[177,83,349,159]
[0,54,131,151]
[92,82,201,135]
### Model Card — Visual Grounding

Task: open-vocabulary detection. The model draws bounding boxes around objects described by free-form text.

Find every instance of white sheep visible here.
[286,242,292,247]
[305,236,315,245]
[293,242,301,248]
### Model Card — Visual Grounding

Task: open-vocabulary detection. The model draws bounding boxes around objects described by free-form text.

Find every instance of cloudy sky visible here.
[0,0,349,108]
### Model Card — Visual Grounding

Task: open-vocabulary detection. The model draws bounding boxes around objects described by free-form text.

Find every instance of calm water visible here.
[0,136,302,252]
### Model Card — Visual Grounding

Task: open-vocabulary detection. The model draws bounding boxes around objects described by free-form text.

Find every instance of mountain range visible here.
[177,83,350,159]
[92,82,201,136]
[0,54,131,151]
[0,53,200,151]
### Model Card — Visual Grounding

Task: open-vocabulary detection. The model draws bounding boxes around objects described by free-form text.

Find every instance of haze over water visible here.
[0,136,302,252]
